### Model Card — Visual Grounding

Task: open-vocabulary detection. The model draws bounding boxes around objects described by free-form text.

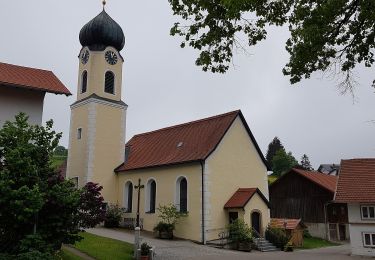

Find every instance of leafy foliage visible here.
[78,182,106,228]
[266,137,285,168]
[265,226,290,250]
[227,219,253,244]
[156,203,185,227]
[0,113,104,257]
[104,204,123,228]
[54,146,68,156]
[272,149,298,176]
[169,0,375,90]
[300,154,313,171]
[140,242,152,256]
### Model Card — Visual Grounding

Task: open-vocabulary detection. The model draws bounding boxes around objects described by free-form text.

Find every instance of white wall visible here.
[348,203,375,256]
[0,86,45,126]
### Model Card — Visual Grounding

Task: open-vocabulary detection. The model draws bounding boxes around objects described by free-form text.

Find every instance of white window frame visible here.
[362,232,375,247]
[361,205,375,220]
[145,178,156,214]
[175,176,188,213]
[123,181,133,213]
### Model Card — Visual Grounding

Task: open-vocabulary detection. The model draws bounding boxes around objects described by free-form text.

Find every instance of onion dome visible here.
[79,10,125,51]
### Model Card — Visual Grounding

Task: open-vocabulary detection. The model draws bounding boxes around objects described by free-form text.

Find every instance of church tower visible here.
[66,3,127,203]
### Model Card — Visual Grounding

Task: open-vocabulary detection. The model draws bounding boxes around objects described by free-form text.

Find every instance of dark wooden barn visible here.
[269,168,348,241]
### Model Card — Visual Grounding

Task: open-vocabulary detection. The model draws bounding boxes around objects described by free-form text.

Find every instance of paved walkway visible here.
[87,227,368,260]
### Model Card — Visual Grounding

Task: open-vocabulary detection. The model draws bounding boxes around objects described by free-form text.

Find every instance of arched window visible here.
[146,179,156,213]
[124,181,133,213]
[176,177,188,213]
[81,71,87,93]
[104,71,115,94]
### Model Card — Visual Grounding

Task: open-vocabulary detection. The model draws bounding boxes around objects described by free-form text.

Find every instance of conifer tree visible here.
[300,154,313,171]
[266,137,285,168]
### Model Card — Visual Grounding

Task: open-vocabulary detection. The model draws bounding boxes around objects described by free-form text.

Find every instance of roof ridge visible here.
[0,62,52,73]
[132,110,240,138]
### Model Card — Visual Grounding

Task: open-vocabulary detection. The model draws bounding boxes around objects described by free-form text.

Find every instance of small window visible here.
[104,71,115,94]
[361,206,375,220]
[71,177,78,188]
[124,181,133,213]
[146,179,156,213]
[363,232,375,247]
[77,128,82,139]
[81,71,88,93]
[176,177,188,213]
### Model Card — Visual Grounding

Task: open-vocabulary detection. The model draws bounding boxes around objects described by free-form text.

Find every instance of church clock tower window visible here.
[104,71,115,94]
[81,71,88,93]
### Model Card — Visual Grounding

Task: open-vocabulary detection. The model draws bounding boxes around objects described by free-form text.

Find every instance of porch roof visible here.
[270,218,306,230]
[224,188,269,209]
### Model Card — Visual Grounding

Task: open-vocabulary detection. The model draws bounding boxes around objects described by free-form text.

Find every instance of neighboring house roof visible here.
[317,164,340,175]
[115,110,268,172]
[224,188,269,208]
[334,158,375,203]
[271,168,338,193]
[270,218,306,230]
[0,62,71,95]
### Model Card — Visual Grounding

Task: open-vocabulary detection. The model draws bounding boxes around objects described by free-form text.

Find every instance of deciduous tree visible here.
[169,0,375,91]
[266,137,285,168]
[272,149,298,176]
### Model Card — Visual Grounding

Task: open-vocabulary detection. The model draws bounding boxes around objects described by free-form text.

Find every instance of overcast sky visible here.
[1,0,374,169]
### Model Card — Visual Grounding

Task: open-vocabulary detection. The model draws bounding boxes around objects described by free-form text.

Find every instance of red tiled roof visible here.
[115,110,268,171]
[224,188,258,208]
[334,159,375,203]
[270,218,306,230]
[292,168,338,193]
[0,62,71,95]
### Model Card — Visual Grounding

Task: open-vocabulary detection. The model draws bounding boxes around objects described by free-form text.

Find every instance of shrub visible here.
[284,241,294,252]
[140,242,152,256]
[153,222,174,232]
[303,229,312,238]
[265,226,289,250]
[227,219,253,244]
[104,204,123,228]
[156,204,183,226]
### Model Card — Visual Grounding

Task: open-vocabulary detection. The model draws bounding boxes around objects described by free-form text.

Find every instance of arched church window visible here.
[176,177,188,213]
[124,181,133,213]
[104,71,115,94]
[146,179,156,213]
[81,71,88,93]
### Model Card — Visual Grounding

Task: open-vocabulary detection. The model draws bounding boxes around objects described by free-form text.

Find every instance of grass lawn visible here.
[72,232,133,260]
[268,174,279,184]
[300,237,339,249]
[52,155,67,168]
[58,248,83,260]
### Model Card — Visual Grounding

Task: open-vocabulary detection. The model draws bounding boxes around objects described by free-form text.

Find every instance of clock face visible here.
[81,50,89,64]
[105,51,118,65]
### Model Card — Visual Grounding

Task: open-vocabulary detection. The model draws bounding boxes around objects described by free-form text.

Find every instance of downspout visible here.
[200,160,205,244]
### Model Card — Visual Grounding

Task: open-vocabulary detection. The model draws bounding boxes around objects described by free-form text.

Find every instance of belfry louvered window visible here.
[81,71,87,93]
[104,71,115,94]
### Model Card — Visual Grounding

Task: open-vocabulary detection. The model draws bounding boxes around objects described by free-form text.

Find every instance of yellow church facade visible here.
[66,7,270,244]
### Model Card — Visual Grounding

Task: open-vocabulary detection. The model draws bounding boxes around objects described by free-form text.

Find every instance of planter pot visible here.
[140,256,149,260]
[237,242,252,252]
[159,230,173,239]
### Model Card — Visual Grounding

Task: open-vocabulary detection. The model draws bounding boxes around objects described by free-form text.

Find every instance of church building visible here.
[66,4,270,244]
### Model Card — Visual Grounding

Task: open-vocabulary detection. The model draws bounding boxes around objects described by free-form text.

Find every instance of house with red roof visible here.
[115,110,271,243]
[334,158,375,256]
[0,62,71,126]
[269,168,349,241]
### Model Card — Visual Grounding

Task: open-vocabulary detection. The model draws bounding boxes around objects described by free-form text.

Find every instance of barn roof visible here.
[224,188,269,208]
[334,158,375,203]
[271,168,338,194]
[0,62,71,95]
[270,218,306,230]
[115,110,268,172]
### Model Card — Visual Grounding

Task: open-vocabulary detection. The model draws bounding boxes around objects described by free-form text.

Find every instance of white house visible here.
[0,62,71,126]
[335,158,375,257]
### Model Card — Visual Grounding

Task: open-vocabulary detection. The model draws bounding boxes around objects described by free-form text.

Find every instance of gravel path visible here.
[86,227,369,260]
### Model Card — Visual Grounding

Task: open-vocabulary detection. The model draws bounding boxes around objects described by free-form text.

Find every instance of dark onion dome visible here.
[79,10,125,51]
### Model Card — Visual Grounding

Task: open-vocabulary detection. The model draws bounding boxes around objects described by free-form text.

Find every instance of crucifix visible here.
[134,178,144,227]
